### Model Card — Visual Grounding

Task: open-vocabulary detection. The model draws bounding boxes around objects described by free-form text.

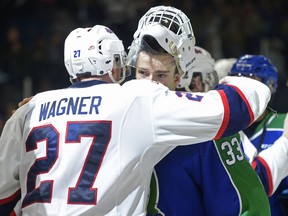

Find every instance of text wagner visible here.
[39,96,102,121]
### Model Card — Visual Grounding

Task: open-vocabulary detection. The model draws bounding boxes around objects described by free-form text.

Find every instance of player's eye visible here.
[157,73,168,79]
[138,70,150,77]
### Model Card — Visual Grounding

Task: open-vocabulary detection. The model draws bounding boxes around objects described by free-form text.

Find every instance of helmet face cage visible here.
[131,5,196,76]
[64,25,128,83]
[137,6,194,41]
[230,54,278,95]
[177,46,218,92]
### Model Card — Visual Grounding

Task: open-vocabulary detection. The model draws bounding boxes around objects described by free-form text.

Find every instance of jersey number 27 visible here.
[22,121,111,208]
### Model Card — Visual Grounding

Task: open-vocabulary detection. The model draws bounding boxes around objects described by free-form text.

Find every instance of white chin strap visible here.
[108,70,126,84]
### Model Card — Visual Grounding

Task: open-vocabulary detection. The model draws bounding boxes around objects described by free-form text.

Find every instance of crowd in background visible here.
[0,0,288,133]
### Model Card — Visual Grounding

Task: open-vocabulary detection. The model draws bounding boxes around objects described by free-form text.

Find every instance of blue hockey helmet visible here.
[230,54,278,95]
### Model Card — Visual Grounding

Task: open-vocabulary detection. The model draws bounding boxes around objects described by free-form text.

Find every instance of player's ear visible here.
[174,72,181,89]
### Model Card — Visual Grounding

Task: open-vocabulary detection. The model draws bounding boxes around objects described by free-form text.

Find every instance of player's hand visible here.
[283,113,288,139]
[11,96,34,115]
[18,96,34,108]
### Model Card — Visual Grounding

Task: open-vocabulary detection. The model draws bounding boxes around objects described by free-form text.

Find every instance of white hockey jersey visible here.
[0,77,270,216]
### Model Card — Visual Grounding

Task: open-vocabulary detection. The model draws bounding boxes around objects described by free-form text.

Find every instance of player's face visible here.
[189,74,204,92]
[135,52,180,90]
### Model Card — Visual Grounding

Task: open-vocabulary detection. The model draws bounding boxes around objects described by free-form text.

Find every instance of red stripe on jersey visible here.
[10,210,16,216]
[255,156,273,197]
[214,90,230,140]
[228,84,254,125]
[251,160,257,169]
[0,189,20,204]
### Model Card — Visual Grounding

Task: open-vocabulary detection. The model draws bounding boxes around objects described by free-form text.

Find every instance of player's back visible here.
[15,80,167,215]
[147,133,270,216]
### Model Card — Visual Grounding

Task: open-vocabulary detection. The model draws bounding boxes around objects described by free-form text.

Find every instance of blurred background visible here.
[0,0,288,132]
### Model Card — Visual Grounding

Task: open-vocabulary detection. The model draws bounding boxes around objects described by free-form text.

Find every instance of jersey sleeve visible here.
[0,114,22,214]
[253,136,288,196]
[214,76,271,138]
[152,76,271,146]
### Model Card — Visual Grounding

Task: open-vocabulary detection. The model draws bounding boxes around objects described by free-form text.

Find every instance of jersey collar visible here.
[69,80,108,88]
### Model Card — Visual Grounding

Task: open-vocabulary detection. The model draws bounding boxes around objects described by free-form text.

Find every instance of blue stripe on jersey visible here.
[214,84,252,138]
[0,189,21,215]
[252,156,273,196]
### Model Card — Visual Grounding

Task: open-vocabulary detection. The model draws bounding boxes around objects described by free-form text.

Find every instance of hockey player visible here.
[127,6,271,215]
[231,54,288,216]
[0,24,271,216]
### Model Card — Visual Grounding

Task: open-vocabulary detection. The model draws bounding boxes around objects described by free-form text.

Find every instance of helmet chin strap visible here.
[108,69,126,84]
[108,71,117,83]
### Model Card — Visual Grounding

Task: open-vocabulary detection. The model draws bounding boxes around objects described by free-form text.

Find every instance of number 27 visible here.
[73,50,81,58]
[22,121,111,208]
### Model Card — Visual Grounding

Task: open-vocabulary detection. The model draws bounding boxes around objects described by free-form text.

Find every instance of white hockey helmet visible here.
[127,5,196,76]
[214,58,237,80]
[177,46,219,92]
[64,25,128,83]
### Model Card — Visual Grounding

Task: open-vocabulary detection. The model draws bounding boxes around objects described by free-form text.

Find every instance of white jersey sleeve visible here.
[257,136,288,195]
[150,75,270,145]
[240,127,288,196]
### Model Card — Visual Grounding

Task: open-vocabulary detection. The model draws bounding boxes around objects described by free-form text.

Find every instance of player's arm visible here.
[0,114,23,215]
[240,130,275,196]
[214,76,271,138]
[252,113,288,196]
[151,76,270,146]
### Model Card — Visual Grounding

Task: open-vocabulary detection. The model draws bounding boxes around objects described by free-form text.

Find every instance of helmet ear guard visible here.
[177,46,218,92]
[64,25,128,83]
